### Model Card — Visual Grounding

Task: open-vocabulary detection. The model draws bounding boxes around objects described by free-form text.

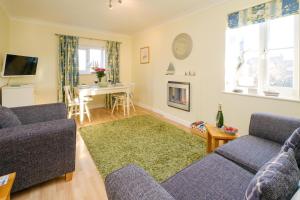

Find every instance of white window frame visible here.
[263,16,299,98]
[78,46,106,75]
[225,15,300,99]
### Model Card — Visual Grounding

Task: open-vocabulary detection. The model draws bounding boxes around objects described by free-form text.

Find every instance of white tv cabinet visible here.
[2,85,35,108]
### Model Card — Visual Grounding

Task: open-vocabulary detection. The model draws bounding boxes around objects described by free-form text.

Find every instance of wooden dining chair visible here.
[111,94,127,116]
[111,83,136,115]
[64,86,92,122]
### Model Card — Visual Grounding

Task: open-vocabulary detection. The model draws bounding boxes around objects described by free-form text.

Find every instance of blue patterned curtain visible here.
[228,0,299,28]
[106,41,121,84]
[58,35,79,102]
[105,41,121,108]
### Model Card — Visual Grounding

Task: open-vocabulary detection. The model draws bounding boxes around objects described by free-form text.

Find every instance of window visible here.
[78,47,106,74]
[225,15,299,99]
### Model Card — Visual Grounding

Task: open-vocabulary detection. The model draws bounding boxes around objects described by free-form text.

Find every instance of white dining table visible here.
[75,84,131,123]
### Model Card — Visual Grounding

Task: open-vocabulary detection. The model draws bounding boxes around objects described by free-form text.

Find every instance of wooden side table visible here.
[191,127,207,139]
[0,172,16,200]
[205,124,239,153]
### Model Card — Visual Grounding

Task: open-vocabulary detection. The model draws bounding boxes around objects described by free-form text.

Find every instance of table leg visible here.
[207,134,212,153]
[126,91,130,116]
[214,139,220,150]
[79,98,84,124]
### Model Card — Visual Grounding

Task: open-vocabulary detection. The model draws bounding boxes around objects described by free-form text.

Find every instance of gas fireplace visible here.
[167,81,190,112]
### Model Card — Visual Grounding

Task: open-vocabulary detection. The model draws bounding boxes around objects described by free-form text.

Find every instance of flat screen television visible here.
[2,54,38,77]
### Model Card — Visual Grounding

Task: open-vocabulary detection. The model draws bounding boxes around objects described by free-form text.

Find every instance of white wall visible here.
[0,6,9,87]
[132,0,300,134]
[6,19,132,106]
[1,0,299,134]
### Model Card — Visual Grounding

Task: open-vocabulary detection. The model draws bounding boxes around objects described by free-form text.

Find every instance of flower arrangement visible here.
[92,67,106,82]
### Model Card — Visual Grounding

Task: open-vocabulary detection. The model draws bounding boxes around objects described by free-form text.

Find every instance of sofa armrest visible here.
[105,165,175,200]
[0,119,76,192]
[249,113,300,144]
[11,103,67,124]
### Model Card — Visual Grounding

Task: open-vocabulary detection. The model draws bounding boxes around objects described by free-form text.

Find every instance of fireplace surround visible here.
[167,81,190,112]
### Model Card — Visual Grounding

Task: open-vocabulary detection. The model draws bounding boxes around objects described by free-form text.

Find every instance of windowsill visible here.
[223,90,300,103]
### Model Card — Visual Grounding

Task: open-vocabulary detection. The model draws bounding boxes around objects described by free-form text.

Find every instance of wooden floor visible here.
[11,106,193,200]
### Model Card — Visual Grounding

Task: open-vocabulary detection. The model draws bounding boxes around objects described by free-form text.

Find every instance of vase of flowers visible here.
[92,67,108,87]
[93,67,106,82]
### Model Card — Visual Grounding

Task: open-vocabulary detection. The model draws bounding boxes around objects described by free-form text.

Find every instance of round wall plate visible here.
[172,33,193,60]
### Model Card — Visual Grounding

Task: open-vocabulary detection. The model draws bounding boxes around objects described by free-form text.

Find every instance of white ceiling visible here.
[0,0,225,35]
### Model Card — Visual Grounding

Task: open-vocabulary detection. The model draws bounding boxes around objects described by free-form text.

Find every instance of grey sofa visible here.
[105,113,300,200]
[0,103,76,192]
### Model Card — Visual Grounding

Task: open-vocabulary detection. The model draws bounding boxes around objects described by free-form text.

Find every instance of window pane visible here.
[225,24,260,89]
[79,49,87,71]
[89,49,102,68]
[267,49,294,88]
[237,51,260,87]
[268,15,295,49]
[228,24,260,51]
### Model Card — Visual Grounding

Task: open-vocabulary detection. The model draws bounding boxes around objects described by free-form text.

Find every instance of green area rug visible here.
[80,115,206,182]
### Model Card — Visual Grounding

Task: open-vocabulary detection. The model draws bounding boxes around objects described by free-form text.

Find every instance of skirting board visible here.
[136,102,192,127]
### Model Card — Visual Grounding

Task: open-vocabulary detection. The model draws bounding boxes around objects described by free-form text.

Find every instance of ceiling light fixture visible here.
[108,0,122,9]
[109,0,113,9]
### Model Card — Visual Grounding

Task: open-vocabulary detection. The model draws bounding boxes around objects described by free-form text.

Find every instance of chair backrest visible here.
[64,86,73,105]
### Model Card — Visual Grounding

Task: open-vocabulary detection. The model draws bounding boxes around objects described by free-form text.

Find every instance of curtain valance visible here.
[228,0,299,28]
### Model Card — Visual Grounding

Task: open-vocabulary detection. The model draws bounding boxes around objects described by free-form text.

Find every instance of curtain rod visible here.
[54,33,122,44]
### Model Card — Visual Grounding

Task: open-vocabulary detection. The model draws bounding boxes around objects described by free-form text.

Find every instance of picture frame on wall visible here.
[140,47,150,64]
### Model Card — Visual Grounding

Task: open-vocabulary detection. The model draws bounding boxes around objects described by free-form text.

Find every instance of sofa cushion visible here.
[249,113,300,144]
[283,127,300,151]
[283,127,300,166]
[291,186,300,200]
[105,164,175,200]
[161,153,254,200]
[244,149,300,200]
[11,103,67,125]
[0,106,21,128]
[215,135,281,173]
